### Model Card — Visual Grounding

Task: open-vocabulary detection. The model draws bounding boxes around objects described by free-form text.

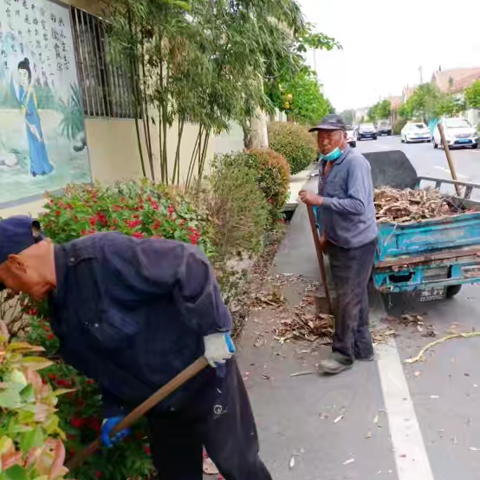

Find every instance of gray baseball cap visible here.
[309,114,347,132]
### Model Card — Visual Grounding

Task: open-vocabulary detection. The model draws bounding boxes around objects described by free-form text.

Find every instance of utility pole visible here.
[419,66,423,85]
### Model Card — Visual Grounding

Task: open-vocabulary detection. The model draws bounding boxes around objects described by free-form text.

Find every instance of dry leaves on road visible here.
[374,187,457,223]
[274,311,335,344]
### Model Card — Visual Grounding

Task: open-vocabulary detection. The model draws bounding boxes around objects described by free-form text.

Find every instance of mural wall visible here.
[0,0,91,207]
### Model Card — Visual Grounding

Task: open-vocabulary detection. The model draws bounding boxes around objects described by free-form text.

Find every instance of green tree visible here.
[265,22,340,121]
[465,80,480,109]
[399,84,465,121]
[108,0,317,186]
[367,99,391,122]
[281,68,333,125]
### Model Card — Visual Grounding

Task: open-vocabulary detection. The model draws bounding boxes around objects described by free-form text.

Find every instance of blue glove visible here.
[101,416,131,448]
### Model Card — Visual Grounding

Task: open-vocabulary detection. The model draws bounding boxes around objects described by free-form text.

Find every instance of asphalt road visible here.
[356,134,480,198]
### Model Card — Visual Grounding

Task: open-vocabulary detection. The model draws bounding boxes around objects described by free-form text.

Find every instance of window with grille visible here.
[70,7,135,118]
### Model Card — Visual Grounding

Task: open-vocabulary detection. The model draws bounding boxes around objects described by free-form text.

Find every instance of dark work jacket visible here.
[48,232,232,417]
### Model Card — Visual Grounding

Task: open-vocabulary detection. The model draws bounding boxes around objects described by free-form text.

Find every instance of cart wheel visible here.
[446,285,462,298]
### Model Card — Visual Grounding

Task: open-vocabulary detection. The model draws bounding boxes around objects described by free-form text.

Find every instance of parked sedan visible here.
[433,118,478,149]
[377,119,392,136]
[357,123,377,141]
[401,122,432,143]
[346,125,357,148]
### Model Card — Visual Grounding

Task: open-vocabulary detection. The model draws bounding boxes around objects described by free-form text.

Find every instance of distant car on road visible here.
[433,118,479,149]
[376,119,392,136]
[357,123,377,141]
[401,122,432,143]
[346,125,357,148]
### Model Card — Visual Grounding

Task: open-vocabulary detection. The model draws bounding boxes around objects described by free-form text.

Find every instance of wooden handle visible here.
[437,122,461,196]
[307,205,333,314]
[66,356,209,471]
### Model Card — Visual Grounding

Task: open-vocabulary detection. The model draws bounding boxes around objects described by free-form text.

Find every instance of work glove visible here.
[203,332,235,367]
[101,416,131,448]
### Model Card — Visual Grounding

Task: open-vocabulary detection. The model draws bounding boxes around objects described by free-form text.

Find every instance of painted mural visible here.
[0,0,91,207]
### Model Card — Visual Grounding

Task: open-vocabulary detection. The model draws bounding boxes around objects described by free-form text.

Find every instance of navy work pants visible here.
[148,359,272,480]
[326,239,376,363]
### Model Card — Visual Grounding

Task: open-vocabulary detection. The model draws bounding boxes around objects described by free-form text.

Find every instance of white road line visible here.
[372,300,435,480]
[434,166,468,179]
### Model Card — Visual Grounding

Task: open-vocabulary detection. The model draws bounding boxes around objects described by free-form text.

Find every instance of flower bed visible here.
[1,177,275,479]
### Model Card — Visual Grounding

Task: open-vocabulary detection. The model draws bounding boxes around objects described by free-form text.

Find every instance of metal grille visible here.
[70,7,135,118]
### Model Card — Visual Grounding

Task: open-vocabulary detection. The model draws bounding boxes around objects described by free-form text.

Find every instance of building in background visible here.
[0,0,215,218]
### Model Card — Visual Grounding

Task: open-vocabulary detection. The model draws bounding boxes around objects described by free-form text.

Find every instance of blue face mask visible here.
[320,147,343,162]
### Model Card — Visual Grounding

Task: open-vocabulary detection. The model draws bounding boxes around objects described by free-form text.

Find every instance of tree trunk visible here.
[244,107,269,150]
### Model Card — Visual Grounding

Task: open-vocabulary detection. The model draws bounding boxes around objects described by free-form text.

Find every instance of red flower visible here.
[168,205,175,215]
[89,216,97,226]
[152,221,162,230]
[97,213,108,226]
[55,210,61,216]
[70,417,85,429]
[113,205,121,212]
[121,197,127,203]
[48,373,56,381]
[81,229,88,236]
[132,232,144,239]
[151,202,159,211]
[143,446,151,455]
[125,219,142,229]
[188,235,199,245]
[86,379,95,385]
[96,472,102,478]
[47,334,55,340]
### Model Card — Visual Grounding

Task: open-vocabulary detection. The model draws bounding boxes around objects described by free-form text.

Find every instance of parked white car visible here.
[346,125,357,148]
[401,122,432,143]
[433,118,479,149]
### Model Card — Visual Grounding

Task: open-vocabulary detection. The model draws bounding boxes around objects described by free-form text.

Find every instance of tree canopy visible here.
[106,0,339,184]
[367,100,391,122]
[398,84,465,122]
[465,80,480,109]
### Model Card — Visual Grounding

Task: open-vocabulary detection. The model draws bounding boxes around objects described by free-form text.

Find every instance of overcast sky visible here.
[298,0,480,112]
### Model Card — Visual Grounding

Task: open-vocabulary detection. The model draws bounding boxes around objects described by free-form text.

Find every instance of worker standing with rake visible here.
[0,216,272,480]
[300,114,378,375]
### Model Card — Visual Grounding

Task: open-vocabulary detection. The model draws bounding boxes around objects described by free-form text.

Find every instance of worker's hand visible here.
[319,234,327,252]
[101,416,131,448]
[203,332,235,367]
[299,190,323,206]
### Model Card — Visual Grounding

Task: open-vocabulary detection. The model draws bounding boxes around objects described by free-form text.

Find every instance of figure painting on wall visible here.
[0,0,91,207]
[14,57,54,177]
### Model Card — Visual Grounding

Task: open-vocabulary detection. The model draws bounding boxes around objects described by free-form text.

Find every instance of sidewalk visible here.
[284,165,316,212]
[237,196,397,480]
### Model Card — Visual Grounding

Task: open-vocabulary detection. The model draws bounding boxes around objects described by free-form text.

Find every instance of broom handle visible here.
[66,356,209,471]
[307,205,333,314]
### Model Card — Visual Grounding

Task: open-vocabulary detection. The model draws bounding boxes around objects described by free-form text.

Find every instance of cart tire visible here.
[446,285,462,298]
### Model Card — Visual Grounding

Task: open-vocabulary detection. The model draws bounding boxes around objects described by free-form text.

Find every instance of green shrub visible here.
[268,121,317,175]
[206,157,269,262]
[393,118,408,135]
[220,149,290,222]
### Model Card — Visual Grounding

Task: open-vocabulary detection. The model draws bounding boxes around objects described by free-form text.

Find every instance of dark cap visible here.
[309,114,347,132]
[0,216,43,266]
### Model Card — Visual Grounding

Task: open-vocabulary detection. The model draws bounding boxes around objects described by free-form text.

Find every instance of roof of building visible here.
[432,67,480,93]
[387,96,403,110]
